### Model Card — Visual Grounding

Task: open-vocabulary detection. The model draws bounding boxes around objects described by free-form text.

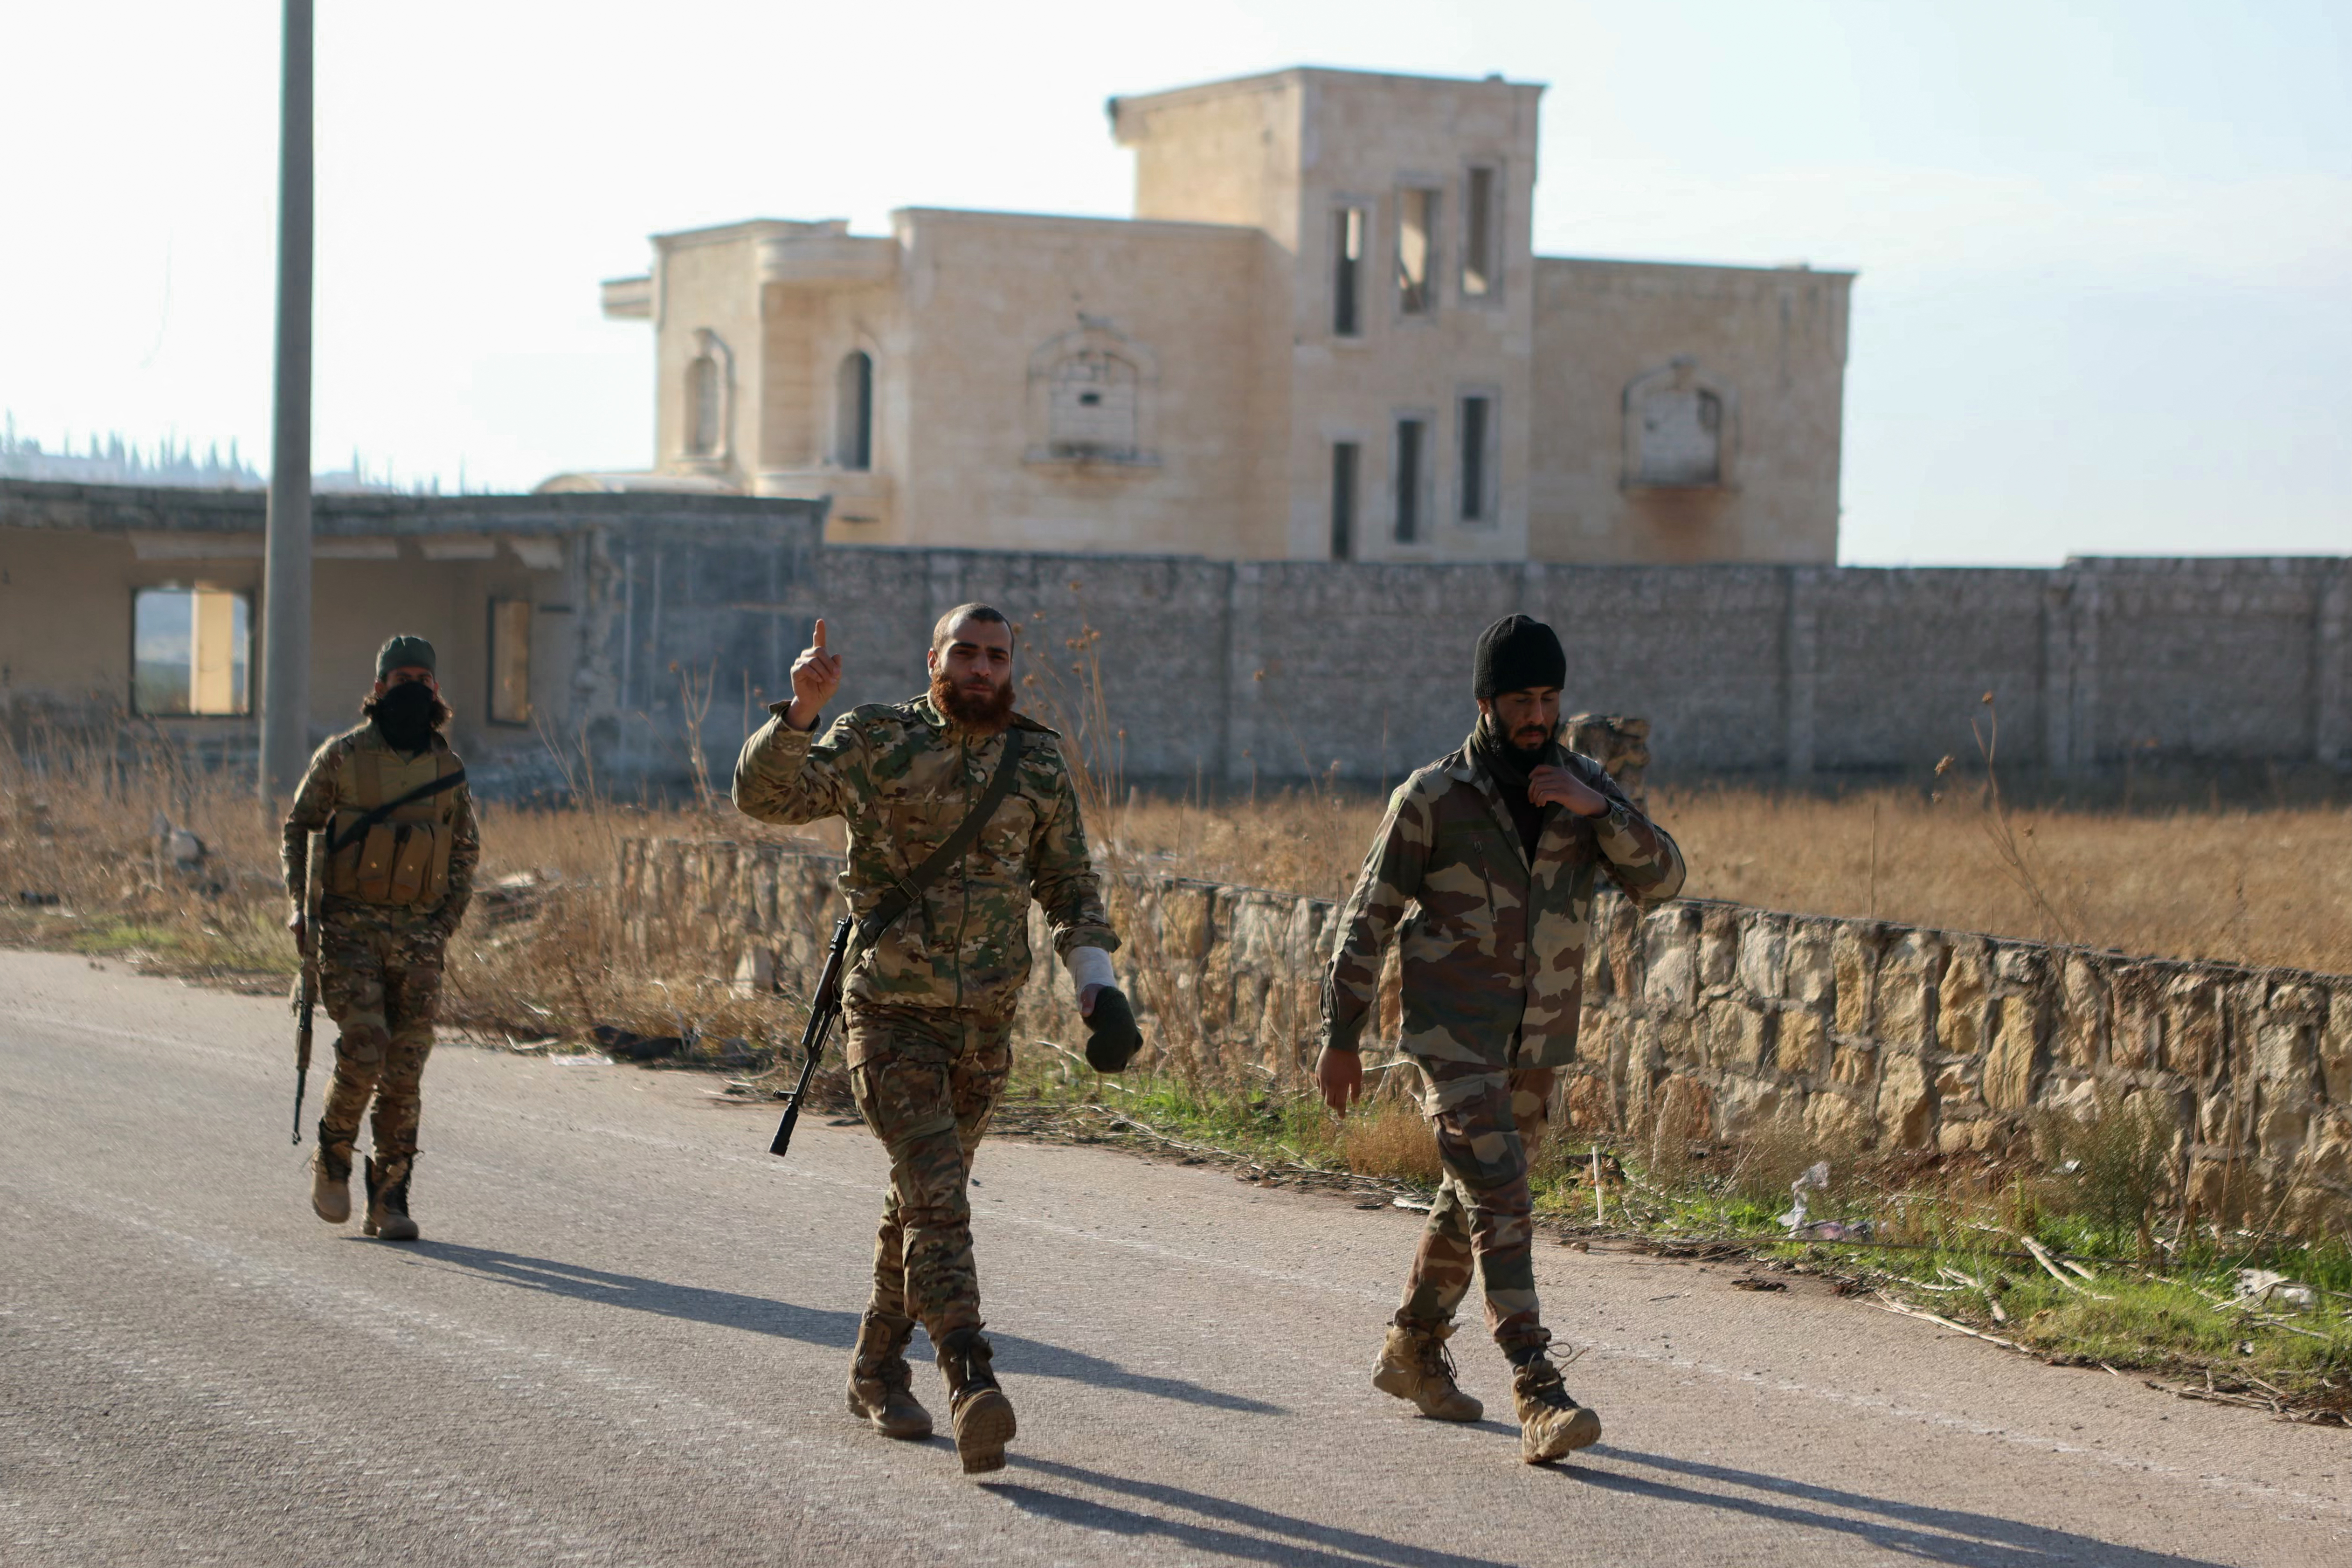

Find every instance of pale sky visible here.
[2,0,2345,565]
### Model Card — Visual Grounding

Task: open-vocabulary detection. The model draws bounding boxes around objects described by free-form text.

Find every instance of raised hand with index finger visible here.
[786,618,843,732]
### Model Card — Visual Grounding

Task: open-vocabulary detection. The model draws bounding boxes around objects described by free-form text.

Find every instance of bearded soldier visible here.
[733,606,1136,1475]
[283,635,479,1243]
[1318,615,1686,1463]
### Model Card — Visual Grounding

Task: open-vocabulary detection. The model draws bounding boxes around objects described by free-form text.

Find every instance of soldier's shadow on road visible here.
[988,1456,1515,1568]
[396,1240,1282,1416]
[1560,1446,2235,1568]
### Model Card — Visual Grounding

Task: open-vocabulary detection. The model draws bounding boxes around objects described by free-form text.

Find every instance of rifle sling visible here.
[852,726,1027,960]
[324,764,467,859]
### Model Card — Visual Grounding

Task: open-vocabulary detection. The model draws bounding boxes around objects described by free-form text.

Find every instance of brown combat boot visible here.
[935,1326,1016,1475]
[1371,1316,1483,1422]
[311,1124,353,1224]
[1508,1342,1601,1463]
[845,1312,934,1440]
[363,1156,421,1242]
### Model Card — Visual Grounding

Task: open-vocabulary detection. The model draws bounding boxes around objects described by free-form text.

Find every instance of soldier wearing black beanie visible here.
[1472,614,1567,702]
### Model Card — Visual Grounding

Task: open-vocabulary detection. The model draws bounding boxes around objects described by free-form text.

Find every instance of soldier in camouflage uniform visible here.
[283,635,479,1243]
[732,606,1126,1475]
[1318,615,1685,1463]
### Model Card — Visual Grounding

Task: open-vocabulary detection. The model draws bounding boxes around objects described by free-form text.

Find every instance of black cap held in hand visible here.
[1472,615,1566,700]
[1084,987,1143,1073]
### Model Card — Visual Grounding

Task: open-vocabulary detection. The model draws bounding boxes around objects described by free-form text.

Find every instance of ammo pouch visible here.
[327,747,465,908]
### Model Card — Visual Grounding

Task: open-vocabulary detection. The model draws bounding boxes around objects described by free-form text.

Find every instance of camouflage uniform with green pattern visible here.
[732,692,1117,1343]
[1322,728,1684,1349]
[282,723,479,1192]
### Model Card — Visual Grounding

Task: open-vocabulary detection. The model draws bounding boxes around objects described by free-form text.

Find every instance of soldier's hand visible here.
[786,618,843,732]
[1316,1045,1363,1114]
[285,907,306,955]
[1528,763,1609,817]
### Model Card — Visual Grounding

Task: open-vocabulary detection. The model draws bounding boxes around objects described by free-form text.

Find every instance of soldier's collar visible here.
[912,694,949,728]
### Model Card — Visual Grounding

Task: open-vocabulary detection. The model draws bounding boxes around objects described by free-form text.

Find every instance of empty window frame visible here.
[1461,165,1500,300]
[1637,385,1725,485]
[488,599,533,725]
[132,586,249,716]
[1046,350,1141,460]
[1393,418,1428,543]
[686,352,721,457]
[1397,187,1440,316]
[1332,206,1367,337]
[1330,442,1359,560]
[1458,393,1498,522]
[836,351,874,470]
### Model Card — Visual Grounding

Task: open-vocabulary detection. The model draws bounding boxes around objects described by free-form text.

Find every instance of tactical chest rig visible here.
[326,743,465,907]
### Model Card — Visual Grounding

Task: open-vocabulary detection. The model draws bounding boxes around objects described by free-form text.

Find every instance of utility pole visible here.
[258,0,313,799]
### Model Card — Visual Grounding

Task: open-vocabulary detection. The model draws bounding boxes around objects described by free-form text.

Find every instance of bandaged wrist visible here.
[1064,946,1117,995]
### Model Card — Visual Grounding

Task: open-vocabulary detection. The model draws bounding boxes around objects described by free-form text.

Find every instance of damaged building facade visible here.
[558,66,1852,567]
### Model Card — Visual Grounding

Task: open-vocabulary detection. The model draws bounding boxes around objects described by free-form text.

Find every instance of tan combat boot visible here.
[1371,1317,1483,1422]
[1509,1345,1601,1464]
[935,1326,1016,1475]
[311,1125,353,1224]
[845,1312,934,1440]
[363,1156,421,1242]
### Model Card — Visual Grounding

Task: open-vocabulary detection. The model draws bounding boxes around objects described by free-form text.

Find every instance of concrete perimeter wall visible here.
[810,548,2349,786]
[622,836,2352,1231]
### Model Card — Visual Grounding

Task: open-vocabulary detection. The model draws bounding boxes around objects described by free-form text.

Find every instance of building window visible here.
[1393,418,1426,542]
[488,599,532,725]
[1624,358,1736,488]
[1458,393,1496,522]
[1047,350,1140,459]
[682,328,733,464]
[1330,442,1359,560]
[835,351,873,470]
[1462,165,1499,300]
[1332,207,1366,338]
[132,586,249,716]
[1397,187,1439,316]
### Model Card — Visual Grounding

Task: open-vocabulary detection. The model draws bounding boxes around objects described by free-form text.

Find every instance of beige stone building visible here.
[557,67,1853,565]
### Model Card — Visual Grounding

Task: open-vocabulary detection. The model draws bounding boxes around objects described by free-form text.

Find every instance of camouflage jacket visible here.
[1321,729,1686,1071]
[731,692,1119,1017]
[282,722,481,933]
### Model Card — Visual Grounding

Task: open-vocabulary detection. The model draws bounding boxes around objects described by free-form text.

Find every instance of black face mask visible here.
[373,681,437,753]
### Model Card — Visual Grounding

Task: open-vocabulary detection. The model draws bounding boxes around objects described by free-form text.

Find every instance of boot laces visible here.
[1512,1342,1584,1400]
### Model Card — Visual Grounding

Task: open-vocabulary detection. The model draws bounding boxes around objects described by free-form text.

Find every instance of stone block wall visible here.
[620,835,2351,1228]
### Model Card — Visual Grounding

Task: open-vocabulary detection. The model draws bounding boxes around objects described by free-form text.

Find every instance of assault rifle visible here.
[290,830,323,1144]
[769,915,855,1158]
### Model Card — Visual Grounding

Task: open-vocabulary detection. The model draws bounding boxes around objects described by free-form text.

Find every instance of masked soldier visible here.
[1317,615,1686,1463]
[283,635,479,1243]
[733,606,1137,1475]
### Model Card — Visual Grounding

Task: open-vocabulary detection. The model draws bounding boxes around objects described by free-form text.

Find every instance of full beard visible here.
[930,669,1014,736]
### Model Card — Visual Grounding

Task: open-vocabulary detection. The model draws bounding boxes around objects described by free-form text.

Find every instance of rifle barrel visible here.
[769,917,855,1160]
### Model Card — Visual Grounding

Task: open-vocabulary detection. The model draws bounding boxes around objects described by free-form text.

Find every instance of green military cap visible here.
[376,635,436,679]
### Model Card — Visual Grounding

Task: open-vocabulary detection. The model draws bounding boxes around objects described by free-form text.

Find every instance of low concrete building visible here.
[563,67,1852,566]
[0,479,823,785]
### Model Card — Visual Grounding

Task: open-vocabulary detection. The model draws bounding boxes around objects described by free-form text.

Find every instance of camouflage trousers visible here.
[317,898,449,1166]
[1397,1064,1555,1351]
[846,1006,1013,1345]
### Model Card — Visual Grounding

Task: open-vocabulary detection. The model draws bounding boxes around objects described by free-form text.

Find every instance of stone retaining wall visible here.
[619,836,2351,1227]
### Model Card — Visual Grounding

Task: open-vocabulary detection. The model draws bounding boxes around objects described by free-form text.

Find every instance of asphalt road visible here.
[4,949,2346,1567]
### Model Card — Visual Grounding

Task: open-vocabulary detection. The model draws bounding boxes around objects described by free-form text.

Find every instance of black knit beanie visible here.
[376,635,436,680]
[1472,615,1566,700]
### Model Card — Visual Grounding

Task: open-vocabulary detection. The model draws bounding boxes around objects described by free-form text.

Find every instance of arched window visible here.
[682,328,733,464]
[1623,358,1735,489]
[835,351,873,470]
[1047,350,1139,460]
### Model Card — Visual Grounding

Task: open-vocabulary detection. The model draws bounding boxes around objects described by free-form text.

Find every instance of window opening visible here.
[1330,442,1359,560]
[1463,167,1496,298]
[687,352,720,457]
[488,599,533,725]
[1394,419,1425,542]
[836,351,873,470]
[1397,188,1439,316]
[1459,395,1492,521]
[133,586,249,716]
[1332,207,1365,337]
[1637,386,1723,485]
[1046,350,1140,460]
